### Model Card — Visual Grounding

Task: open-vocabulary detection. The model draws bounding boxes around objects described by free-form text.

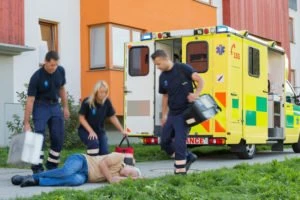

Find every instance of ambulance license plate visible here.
[186,137,208,145]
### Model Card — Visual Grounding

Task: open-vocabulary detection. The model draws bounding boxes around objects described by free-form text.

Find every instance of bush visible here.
[6,85,83,149]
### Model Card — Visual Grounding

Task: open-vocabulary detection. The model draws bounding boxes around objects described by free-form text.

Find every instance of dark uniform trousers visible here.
[78,127,109,156]
[32,101,64,172]
[161,114,189,168]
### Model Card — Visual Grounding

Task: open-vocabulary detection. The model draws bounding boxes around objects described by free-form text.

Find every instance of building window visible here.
[289,0,298,11]
[39,21,58,51]
[112,26,130,68]
[289,17,295,43]
[248,47,260,77]
[111,25,142,68]
[186,41,209,73]
[90,25,106,69]
[129,46,149,76]
[291,69,296,87]
[39,20,58,65]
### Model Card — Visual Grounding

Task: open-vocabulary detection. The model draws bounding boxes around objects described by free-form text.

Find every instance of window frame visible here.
[89,24,107,69]
[111,24,142,69]
[248,47,260,78]
[39,20,58,52]
[128,46,150,77]
[186,41,209,73]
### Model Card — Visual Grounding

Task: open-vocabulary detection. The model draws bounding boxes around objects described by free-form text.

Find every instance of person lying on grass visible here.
[11,152,142,187]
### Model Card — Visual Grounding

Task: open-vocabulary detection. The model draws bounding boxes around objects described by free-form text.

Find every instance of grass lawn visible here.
[14,157,300,200]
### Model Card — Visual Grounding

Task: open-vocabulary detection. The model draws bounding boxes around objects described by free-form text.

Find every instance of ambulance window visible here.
[129,47,149,76]
[248,47,260,77]
[186,42,208,73]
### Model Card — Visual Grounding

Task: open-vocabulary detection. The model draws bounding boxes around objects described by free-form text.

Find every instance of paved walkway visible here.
[1,149,300,200]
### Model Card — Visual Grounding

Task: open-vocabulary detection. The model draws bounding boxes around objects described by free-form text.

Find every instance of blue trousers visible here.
[78,127,109,156]
[160,114,189,161]
[32,154,88,186]
[32,101,64,170]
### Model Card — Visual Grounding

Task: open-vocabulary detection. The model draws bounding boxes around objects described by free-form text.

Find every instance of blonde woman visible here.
[78,81,127,156]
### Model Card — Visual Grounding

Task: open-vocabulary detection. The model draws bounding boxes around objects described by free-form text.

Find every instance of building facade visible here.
[0,0,80,147]
[80,0,217,115]
[289,0,300,93]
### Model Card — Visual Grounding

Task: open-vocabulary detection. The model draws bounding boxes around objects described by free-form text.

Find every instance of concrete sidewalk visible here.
[1,149,300,200]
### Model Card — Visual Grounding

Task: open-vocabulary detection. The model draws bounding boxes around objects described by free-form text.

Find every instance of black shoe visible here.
[186,152,198,172]
[20,176,38,187]
[31,164,44,174]
[11,175,30,185]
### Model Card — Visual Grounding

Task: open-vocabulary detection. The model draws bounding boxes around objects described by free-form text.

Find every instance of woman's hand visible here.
[122,130,129,136]
[88,131,98,140]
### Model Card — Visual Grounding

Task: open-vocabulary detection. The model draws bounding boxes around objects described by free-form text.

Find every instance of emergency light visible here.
[216,25,229,33]
[141,32,152,41]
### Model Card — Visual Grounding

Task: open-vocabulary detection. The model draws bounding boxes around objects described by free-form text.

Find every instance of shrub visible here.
[6,85,83,149]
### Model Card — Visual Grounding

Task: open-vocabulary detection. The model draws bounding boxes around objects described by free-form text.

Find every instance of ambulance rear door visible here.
[124,41,155,136]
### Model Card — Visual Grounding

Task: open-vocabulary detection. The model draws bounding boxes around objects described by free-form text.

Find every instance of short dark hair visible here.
[45,51,60,62]
[151,49,168,60]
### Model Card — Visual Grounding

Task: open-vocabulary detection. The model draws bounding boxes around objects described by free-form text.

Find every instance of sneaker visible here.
[31,164,44,174]
[186,152,198,172]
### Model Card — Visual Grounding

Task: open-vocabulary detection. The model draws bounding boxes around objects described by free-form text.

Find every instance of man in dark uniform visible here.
[151,49,204,175]
[23,51,70,174]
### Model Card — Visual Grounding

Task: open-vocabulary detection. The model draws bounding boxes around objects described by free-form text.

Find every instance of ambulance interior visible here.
[267,49,285,137]
[154,39,183,127]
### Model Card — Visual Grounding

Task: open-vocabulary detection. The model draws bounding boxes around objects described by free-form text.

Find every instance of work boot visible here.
[186,152,198,172]
[11,175,31,185]
[20,176,39,187]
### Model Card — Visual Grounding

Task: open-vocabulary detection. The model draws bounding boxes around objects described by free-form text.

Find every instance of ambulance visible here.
[123,25,300,159]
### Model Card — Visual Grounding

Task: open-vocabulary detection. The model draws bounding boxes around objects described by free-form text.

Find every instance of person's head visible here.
[88,80,109,108]
[151,49,173,71]
[120,165,142,178]
[44,51,60,74]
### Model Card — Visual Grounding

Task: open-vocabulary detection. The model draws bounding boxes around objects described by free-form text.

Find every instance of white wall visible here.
[289,4,300,93]
[13,0,81,102]
[0,56,14,146]
[0,0,80,147]
[212,0,223,25]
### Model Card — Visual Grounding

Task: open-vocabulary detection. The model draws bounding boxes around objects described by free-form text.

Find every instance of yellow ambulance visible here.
[124,25,300,159]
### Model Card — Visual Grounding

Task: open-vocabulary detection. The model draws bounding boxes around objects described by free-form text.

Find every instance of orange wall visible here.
[81,0,217,115]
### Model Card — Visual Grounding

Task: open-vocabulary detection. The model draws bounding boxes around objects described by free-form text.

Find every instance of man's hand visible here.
[63,107,70,120]
[23,122,32,132]
[187,93,198,103]
[161,116,167,127]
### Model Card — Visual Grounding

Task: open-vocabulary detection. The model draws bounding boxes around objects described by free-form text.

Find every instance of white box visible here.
[7,132,43,165]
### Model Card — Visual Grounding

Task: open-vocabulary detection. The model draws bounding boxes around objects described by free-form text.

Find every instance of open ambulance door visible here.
[124,42,155,137]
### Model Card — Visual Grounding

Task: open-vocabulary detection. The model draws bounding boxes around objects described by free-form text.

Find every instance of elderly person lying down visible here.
[11,152,141,187]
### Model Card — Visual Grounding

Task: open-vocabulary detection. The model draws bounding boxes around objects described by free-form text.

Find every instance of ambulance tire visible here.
[292,138,300,153]
[237,144,256,159]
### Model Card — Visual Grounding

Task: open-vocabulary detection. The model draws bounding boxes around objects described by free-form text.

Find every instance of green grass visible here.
[15,157,300,200]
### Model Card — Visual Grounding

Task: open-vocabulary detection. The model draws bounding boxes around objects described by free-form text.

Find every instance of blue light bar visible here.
[141,32,152,41]
[216,25,229,33]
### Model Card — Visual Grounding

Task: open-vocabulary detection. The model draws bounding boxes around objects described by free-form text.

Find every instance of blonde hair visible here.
[88,80,109,108]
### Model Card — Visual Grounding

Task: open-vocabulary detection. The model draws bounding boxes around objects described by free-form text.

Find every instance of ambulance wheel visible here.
[292,138,300,153]
[237,144,256,159]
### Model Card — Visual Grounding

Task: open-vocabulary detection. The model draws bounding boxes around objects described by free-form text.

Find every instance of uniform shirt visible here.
[78,98,116,134]
[27,66,66,102]
[159,63,195,116]
[84,152,125,182]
